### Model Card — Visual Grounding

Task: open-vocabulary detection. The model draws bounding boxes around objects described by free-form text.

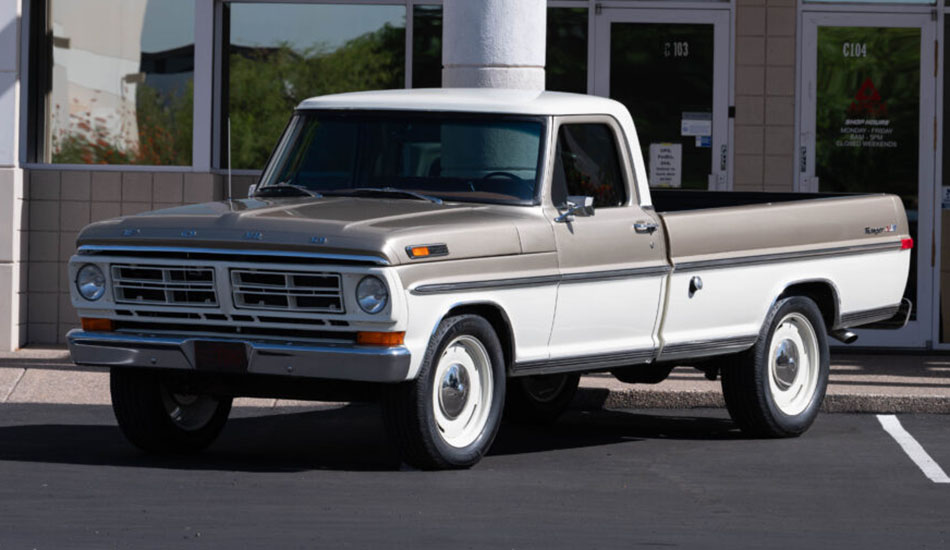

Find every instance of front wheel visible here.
[383,315,506,469]
[720,296,829,437]
[110,369,232,454]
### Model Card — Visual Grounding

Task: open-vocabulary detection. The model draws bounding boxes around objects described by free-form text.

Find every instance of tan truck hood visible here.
[76,197,554,265]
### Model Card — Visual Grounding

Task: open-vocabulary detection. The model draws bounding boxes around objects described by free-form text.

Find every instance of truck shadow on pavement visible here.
[0,403,741,472]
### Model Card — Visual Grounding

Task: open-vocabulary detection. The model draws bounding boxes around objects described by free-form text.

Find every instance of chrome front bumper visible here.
[66,330,411,383]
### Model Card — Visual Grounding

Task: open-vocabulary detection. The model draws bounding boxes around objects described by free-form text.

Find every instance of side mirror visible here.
[247,183,258,197]
[555,195,595,223]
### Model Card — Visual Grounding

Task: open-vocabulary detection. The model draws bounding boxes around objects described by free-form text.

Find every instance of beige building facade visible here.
[2,0,946,350]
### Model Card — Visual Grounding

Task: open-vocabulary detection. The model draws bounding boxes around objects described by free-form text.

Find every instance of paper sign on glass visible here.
[649,143,682,188]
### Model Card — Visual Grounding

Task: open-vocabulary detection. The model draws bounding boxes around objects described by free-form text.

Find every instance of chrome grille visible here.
[231,269,344,313]
[112,264,217,307]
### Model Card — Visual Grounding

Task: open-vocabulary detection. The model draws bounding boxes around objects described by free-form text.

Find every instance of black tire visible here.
[721,296,830,438]
[382,314,506,470]
[110,368,233,454]
[505,373,579,424]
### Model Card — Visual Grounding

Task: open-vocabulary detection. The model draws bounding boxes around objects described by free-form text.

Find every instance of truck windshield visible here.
[258,112,545,205]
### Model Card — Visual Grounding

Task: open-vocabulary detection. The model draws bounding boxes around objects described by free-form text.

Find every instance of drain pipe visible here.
[442,0,546,90]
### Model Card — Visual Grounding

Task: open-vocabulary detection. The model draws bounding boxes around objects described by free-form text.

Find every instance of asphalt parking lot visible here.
[0,403,946,549]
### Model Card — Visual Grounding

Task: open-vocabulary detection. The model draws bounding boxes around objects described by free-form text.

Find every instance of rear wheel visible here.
[110,369,232,454]
[383,315,505,469]
[720,296,829,437]
[505,373,579,424]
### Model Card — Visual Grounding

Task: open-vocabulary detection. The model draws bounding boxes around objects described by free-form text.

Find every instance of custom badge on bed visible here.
[865,224,898,235]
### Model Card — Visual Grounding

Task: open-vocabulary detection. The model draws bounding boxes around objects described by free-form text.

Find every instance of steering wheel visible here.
[482,171,522,181]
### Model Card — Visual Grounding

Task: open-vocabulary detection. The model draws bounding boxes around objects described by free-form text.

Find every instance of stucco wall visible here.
[21,169,259,344]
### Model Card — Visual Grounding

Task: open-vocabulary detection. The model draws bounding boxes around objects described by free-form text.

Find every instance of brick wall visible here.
[734,0,797,192]
[22,169,260,344]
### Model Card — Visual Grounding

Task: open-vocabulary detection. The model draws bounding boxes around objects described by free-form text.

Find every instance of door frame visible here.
[798,11,937,348]
[591,7,732,190]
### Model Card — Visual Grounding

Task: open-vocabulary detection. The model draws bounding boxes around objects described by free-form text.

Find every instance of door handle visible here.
[633,221,658,234]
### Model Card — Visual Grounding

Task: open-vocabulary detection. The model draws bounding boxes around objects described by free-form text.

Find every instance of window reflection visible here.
[547,8,588,93]
[412,5,442,88]
[226,3,406,170]
[47,0,195,165]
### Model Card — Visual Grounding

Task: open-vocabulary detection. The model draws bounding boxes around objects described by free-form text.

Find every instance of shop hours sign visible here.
[835,78,897,149]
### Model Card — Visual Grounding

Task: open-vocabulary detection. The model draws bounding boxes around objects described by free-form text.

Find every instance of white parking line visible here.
[877,415,950,484]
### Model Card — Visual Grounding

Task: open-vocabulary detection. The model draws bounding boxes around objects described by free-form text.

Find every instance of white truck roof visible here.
[296,88,630,118]
[295,88,652,207]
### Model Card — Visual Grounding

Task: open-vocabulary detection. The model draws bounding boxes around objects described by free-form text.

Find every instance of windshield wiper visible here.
[322,187,443,205]
[254,182,322,198]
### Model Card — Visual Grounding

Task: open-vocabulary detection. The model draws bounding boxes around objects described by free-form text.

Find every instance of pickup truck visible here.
[67,89,912,469]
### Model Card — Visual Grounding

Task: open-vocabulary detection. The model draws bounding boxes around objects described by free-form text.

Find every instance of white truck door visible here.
[543,120,668,363]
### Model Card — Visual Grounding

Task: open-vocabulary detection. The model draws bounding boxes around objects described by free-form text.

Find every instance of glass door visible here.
[800,12,936,347]
[593,9,730,190]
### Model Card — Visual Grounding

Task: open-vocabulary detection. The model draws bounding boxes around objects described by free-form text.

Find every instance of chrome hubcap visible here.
[430,335,493,449]
[773,340,800,391]
[767,312,820,416]
[439,363,470,419]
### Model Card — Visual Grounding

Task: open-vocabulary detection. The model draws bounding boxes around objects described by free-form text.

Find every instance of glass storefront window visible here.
[226,3,406,170]
[814,25,921,318]
[46,0,195,165]
[412,5,442,88]
[547,8,588,94]
[609,23,716,189]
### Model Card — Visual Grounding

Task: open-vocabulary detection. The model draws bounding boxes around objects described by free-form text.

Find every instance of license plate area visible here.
[193,341,248,373]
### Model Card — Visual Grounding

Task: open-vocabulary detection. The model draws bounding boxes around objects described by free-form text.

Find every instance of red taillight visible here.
[901,238,914,250]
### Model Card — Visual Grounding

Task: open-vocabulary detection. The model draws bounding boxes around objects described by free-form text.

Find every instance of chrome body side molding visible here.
[673,241,902,272]
[657,336,759,362]
[412,265,670,295]
[839,302,904,329]
[510,348,655,376]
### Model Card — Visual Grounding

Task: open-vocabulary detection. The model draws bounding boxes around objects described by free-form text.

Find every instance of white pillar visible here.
[442,0,545,90]
[0,0,24,351]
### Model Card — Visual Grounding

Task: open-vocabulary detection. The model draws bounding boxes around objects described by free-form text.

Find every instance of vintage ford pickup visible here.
[67,89,912,469]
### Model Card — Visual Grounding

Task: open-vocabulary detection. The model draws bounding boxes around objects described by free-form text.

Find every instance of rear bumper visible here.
[66,330,411,383]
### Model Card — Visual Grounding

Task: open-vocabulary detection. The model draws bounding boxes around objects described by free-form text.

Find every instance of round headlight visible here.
[356,276,388,314]
[76,264,106,301]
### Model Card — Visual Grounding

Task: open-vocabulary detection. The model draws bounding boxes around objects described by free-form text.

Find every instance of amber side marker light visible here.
[901,238,914,250]
[406,244,449,259]
[357,331,405,346]
[81,318,114,332]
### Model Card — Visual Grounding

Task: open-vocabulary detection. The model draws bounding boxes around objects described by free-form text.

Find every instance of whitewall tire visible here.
[383,314,506,470]
[721,296,829,437]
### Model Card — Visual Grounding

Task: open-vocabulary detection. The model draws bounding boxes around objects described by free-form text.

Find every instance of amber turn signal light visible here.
[409,246,430,258]
[357,331,405,346]
[81,318,114,332]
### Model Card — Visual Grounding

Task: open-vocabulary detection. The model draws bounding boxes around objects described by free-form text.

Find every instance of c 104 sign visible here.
[843,42,867,58]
